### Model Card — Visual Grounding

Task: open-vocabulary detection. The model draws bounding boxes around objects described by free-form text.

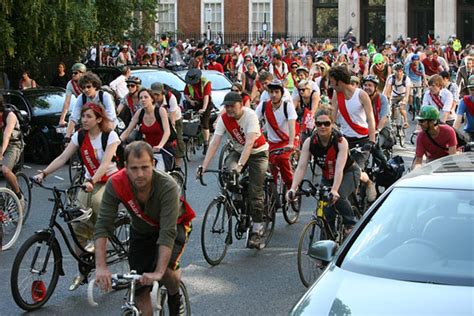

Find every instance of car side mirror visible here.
[308,240,338,263]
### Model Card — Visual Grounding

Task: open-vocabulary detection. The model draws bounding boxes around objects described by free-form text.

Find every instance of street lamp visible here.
[205,7,212,42]
[262,13,268,40]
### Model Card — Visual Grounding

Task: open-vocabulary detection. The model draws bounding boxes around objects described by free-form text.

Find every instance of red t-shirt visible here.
[207,62,224,73]
[422,58,441,76]
[184,80,212,102]
[416,124,457,161]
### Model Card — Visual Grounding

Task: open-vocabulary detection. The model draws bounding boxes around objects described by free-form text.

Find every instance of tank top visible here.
[139,120,164,147]
[297,91,314,121]
[337,88,368,138]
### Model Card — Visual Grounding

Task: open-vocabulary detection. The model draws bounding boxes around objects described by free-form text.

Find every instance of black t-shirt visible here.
[51,74,68,89]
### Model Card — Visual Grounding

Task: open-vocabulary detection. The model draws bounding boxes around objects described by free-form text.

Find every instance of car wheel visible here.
[29,133,51,164]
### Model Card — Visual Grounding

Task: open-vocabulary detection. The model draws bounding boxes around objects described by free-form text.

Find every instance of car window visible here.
[341,188,474,286]
[26,92,75,116]
[3,94,29,114]
[205,73,232,90]
[132,70,186,91]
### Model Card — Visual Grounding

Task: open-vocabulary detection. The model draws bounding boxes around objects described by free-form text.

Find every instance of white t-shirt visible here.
[71,92,118,126]
[109,75,128,99]
[255,101,298,143]
[386,74,412,98]
[71,130,120,180]
[161,93,182,120]
[259,88,293,108]
[66,80,81,97]
[214,107,268,154]
[337,88,369,138]
[422,88,455,121]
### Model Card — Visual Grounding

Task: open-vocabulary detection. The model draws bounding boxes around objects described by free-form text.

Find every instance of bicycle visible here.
[198,167,277,265]
[0,187,22,251]
[6,152,33,223]
[154,147,187,200]
[391,98,406,147]
[88,271,191,315]
[10,178,130,311]
[268,146,301,225]
[182,109,204,161]
[410,86,423,121]
[295,180,362,287]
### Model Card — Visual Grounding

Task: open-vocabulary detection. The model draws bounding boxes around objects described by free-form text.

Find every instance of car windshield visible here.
[133,70,185,91]
[26,92,75,116]
[205,73,232,90]
[341,187,474,286]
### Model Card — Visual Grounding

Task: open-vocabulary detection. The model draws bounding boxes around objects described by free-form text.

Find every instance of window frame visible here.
[248,0,273,40]
[201,0,225,38]
[313,0,338,39]
[155,0,178,38]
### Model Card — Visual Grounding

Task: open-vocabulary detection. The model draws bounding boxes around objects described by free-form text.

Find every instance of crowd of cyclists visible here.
[2,33,474,315]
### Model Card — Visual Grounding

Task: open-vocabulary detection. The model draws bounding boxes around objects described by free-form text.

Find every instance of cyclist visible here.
[59,63,86,126]
[329,65,377,202]
[116,76,142,126]
[293,80,319,142]
[206,54,224,74]
[65,72,118,139]
[362,75,390,166]
[383,62,411,128]
[34,103,120,290]
[269,54,289,81]
[454,75,474,141]
[287,107,360,235]
[197,92,269,249]
[370,53,392,92]
[94,141,195,316]
[404,54,427,114]
[413,105,457,169]
[422,75,455,125]
[241,62,257,96]
[151,82,185,168]
[456,56,473,98]
[256,79,297,190]
[120,88,174,172]
[183,69,213,155]
[0,94,26,209]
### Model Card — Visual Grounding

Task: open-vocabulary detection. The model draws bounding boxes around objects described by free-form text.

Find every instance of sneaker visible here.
[68,274,86,291]
[203,143,209,155]
[247,233,264,250]
[18,194,25,213]
[84,241,95,253]
[366,180,377,202]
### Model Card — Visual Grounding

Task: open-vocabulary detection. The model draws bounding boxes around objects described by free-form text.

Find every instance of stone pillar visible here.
[435,0,457,43]
[287,0,313,35]
[338,0,360,40]
[386,0,408,42]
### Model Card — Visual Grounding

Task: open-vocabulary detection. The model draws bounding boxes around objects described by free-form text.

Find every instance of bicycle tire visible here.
[157,281,191,316]
[260,180,277,248]
[397,126,406,147]
[16,172,32,223]
[410,131,417,145]
[1,187,23,251]
[68,152,83,184]
[201,199,230,266]
[280,180,299,225]
[297,218,327,287]
[217,142,232,187]
[11,232,61,311]
[121,307,140,316]
[169,170,186,200]
[109,215,131,290]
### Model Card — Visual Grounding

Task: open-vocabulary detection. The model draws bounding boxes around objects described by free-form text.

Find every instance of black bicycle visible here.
[10,178,130,311]
[198,167,277,266]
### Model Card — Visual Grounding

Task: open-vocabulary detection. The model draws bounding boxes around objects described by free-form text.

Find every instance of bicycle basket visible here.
[183,118,200,137]
[375,155,405,188]
[380,127,395,149]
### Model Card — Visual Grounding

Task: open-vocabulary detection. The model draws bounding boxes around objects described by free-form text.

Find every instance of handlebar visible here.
[29,176,87,194]
[87,273,159,307]
[197,168,239,187]
[288,180,332,202]
[269,147,294,155]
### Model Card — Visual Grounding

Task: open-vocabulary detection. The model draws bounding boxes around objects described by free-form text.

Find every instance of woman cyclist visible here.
[120,88,173,171]
[230,83,251,108]
[287,107,360,234]
[293,80,319,143]
[34,102,120,291]
[116,76,142,126]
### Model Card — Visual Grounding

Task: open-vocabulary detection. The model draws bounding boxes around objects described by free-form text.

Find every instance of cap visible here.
[150,82,164,94]
[222,91,243,106]
[185,69,202,85]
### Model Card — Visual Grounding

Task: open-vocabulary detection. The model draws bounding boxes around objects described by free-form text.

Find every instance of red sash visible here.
[410,62,423,77]
[80,133,109,183]
[264,100,289,142]
[71,80,81,97]
[373,65,386,83]
[359,60,365,75]
[371,93,381,127]
[430,92,444,110]
[273,64,286,80]
[337,92,369,135]
[126,95,135,114]
[221,112,266,148]
[463,96,474,116]
[111,169,196,228]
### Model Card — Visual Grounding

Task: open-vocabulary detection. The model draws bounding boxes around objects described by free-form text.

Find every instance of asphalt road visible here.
[0,124,417,316]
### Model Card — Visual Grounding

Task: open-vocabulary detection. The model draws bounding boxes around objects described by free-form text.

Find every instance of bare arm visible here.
[201,134,222,170]
[332,138,349,195]
[331,93,338,123]
[1,113,16,155]
[59,94,71,125]
[448,146,457,155]
[91,142,119,184]
[454,114,463,130]
[287,119,296,147]
[140,245,172,285]
[94,237,112,291]
[360,90,376,142]
[40,141,78,178]
[119,109,140,142]
[289,138,310,192]
[156,107,170,149]
[311,91,321,115]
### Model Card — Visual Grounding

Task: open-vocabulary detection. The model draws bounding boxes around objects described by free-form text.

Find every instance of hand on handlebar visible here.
[329,188,340,205]
[286,189,296,202]
[196,165,206,181]
[362,141,375,152]
[95,266,112,293]
[33,172,45,184]
[140,271,163,286]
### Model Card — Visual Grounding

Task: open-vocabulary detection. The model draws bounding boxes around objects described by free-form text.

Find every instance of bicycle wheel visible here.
[280,179,299,225]
[157,281,191,316]
[109,214,131,290]
[169,170,186,200]
[297,218,327,287]
[11,232,61,311]
[16,172,32,223]
[201,199,230,266]
[217,142,232,187]
[260,180,277,248]
[1,187,23,251]
[397,126,406,147]
[68,152,83,184]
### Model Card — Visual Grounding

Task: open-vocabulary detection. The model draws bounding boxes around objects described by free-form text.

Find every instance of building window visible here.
[202,0,224,40]
[156,0,177,37]
[249,0,272,39]
[361,0,385,46]
[313,0,338,39]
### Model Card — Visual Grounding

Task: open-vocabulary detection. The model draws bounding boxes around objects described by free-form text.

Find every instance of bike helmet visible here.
[267,79,284,93]
[411,54,420,61]
[125,76,142,85]
[372,53,384,65]
[71,63,87,73]
[296,66,309,74]
[185,69,202,85]
[392,62,404,71]
[362,75,380,86]
[416,105,440,121]
[64,206,93,224]
[207,54,216,60]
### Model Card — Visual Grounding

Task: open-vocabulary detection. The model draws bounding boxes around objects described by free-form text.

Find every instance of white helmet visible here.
[65,206,93,223]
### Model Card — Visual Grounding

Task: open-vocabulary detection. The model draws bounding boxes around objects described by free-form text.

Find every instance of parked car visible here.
[290,153,474,315]
[1,87,76,164]
[176,69,233,109]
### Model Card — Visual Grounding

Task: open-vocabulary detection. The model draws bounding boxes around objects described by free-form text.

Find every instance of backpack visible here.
[3,104,30,137]
[137,107,177,143]
[77,129,124,169]
[391,74,407,88]
[260,101,289,119]
[163,83,182,105]
[82,90,105,106]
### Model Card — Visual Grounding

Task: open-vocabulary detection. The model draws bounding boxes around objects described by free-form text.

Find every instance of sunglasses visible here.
[127,84,136,88]
[417,119,430,123]
[82,84,93,90]
[299,88,308,92]
[316,121,331,127]
[73,71,80,75]
[231,89,240,92]
[291,66,298,69]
